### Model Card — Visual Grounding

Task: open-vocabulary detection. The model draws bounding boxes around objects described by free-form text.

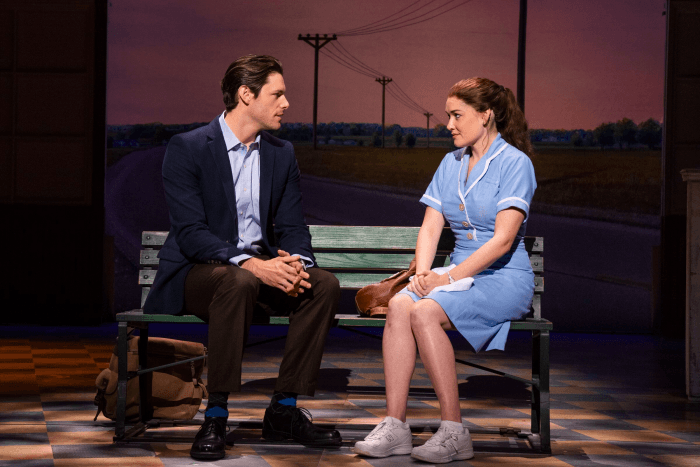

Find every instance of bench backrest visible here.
[138,227,544,318]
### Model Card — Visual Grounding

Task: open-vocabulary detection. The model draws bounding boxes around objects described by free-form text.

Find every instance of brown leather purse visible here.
[94,335,207,421]
[355,258,416,317]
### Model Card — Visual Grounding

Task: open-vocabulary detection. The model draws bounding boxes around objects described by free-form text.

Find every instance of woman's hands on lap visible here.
[407,271,449,298]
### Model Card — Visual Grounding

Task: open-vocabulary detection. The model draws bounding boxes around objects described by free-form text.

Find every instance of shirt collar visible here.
[219,111,261,152]
[456,132,506,161]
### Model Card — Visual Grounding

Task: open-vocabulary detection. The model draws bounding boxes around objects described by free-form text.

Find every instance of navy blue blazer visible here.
[143,117,314,315]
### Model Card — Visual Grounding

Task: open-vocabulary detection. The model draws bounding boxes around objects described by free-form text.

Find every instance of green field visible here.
[295,143,662,216]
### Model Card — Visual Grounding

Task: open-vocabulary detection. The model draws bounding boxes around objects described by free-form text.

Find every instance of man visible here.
[144,55,341,460]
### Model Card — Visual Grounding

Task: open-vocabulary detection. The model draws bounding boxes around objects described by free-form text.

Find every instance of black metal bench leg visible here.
[531,330,540,435]
[138,325,153,423]
[539,330,551,453]
[531,330,551,453]
[115,321,128,440]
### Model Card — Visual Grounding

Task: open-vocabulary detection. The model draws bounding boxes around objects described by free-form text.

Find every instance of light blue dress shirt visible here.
[219,112,312,268]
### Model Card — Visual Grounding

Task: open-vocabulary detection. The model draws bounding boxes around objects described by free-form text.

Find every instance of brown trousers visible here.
[184,264,340,396]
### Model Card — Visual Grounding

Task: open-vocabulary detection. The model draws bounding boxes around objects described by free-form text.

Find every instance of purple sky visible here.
[107,0,667,130]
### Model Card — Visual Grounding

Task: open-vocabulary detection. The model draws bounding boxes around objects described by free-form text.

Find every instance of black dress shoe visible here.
[190,417,229,460]
[262,404,342,447]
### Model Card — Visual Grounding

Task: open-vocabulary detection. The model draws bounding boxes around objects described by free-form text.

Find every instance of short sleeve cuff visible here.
[230,254,252,266]
[420,193,442,212]
[496,197,530,221]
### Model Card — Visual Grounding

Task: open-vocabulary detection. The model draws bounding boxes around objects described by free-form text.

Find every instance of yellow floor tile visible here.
[34,368,100,376]
[346,378,382,387]
[0,363,34,370]
[33,357,96,365]
[353,373,387,380]
[520,408,614,420]
[263,452,324,467]
[241,372,279,379]
[53,459,164,466]
[319,452,376,465]
[296,399,352,409]
[242,361,282,369]
[567,401,647,411]
[644,455,700,467]
[463,418,565,430]
[40,392,97,402]
[560,380,629,388]
[43,410,107,422]
[0,401,43,412]
[625,419,700,432]
[550,386,595,394]
[552,440,635,455]
[421,399,511,410]
[227,408,266,419]
[574,429,689,443]
[48,430,114,445]
[0,445,53,460]
[0,423,47,433]
[466,454,572,465]
[147,443,190,459]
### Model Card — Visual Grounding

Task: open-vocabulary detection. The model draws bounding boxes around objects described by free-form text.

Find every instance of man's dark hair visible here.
[221,55,283,112]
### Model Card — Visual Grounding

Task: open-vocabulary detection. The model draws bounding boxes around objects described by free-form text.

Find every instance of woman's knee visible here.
[387,294,412,321]
[409,301,446,330]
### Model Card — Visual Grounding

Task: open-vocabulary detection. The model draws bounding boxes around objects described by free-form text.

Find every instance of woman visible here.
[353,78,536,464]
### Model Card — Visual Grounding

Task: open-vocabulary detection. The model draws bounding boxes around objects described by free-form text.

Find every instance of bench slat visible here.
[139,269,544,292]
[142,231,168,246]
[116,311,551,332]
[315,253,449,269]
[141,250,543,272]
[309,226,456,250]
[141,230,543,254]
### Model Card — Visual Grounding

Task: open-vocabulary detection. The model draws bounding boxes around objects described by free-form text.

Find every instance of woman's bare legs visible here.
[383,294,418,422]
[410,299,461,422]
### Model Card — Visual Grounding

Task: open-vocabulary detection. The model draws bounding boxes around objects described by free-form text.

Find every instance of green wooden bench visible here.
[115,226,551,452]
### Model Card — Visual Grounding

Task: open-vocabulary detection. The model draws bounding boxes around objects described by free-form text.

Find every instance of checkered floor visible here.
[1,324,699,466]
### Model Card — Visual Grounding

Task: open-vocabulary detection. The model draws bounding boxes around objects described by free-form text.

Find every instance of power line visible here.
[330,42,383,76]
[320,48,377,79]
[390,82,428,113]
[337,0,439,35]
[337,0,474,36]
[320,40,446,127]
[386,85,425,114]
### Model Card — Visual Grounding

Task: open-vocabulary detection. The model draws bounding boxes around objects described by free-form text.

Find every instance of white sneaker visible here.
[411,425,474,463]
[352,416,413,458]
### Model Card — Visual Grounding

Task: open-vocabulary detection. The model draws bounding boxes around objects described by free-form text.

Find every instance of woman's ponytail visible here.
[449,78,533,157]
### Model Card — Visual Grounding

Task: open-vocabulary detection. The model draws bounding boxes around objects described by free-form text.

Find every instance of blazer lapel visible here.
[207,118,238,221]
[258,136,275,238]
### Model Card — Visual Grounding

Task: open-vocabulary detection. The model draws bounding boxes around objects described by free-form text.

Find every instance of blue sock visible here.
[205,406,229,418]
[271,391,297,407]
[205,391,229,419]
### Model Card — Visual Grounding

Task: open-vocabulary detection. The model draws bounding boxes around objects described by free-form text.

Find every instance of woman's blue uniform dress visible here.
[398,134,537,352]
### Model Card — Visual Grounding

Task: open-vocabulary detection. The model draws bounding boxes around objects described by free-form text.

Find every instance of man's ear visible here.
[238,85,252,106]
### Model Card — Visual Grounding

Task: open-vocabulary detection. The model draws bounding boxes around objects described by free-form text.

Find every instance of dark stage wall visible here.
[0,0,108,324]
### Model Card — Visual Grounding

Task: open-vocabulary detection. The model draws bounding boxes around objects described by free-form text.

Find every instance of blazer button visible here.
[467,233,474,240]
[459,204,465,211]
[462,221,469,228]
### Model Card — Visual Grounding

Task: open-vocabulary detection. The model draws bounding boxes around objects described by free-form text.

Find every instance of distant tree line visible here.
[106,117,662,150]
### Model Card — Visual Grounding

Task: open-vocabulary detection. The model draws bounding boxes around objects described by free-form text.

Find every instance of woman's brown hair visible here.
[448,78,533,157]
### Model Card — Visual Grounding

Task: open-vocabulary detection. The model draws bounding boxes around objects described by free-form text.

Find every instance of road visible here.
[300,175,660,333]
[105,148,660,332]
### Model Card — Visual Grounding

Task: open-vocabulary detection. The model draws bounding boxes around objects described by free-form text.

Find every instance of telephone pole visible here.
[517,0,527,112]
[375,76,392,148]
[423,112,433,148]
[298,33,337,149]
